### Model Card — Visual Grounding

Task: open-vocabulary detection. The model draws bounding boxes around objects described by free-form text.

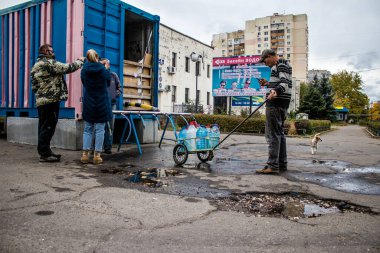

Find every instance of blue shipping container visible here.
[0,0,160,119]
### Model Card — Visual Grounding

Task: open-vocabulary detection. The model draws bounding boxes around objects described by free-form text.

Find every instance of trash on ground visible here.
[126,168,182,187]
[213,192,373,221]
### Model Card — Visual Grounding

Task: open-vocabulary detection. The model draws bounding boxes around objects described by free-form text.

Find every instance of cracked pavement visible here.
[0,125,379,253]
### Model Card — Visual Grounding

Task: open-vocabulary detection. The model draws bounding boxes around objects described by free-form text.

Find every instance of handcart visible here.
[172,133,219,165]
[173,99,268,165]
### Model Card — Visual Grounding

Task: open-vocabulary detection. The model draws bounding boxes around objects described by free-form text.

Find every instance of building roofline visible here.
[0,0,47,16]
[160,23,214,49]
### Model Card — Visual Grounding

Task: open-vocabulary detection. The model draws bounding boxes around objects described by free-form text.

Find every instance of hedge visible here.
[293,119,331,135]
[161,114,331,135]
[368,122,380,136]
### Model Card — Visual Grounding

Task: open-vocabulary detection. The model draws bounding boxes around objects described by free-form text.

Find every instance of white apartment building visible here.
[211,13,308,114]
[245,13,308,82]
[158,24,214,113]
[212,13,308,82]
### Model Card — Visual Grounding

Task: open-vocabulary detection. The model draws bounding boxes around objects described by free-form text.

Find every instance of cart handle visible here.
[212,99,269,151]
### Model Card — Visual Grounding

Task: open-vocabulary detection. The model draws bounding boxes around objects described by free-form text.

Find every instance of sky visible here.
[1,0,380,102]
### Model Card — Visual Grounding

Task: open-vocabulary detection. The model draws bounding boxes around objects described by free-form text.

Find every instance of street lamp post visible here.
[190,52,202,113]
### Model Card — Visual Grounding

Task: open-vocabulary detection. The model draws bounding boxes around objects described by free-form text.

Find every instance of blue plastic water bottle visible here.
[206,125,211,149]
[196,126,207,150]
[179,126,187,144]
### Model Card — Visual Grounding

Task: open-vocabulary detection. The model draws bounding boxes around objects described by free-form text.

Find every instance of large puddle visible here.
[286,160,380,195]
[97,144,380,196]
[192,156,380,195]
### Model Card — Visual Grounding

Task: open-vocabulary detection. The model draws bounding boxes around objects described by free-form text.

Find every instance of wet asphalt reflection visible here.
[101,143,380,196]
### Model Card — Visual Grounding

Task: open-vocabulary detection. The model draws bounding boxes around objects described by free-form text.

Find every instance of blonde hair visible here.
[86,49,99,62]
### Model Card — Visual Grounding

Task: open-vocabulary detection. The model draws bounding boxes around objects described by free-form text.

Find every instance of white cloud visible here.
[1,0,379,101]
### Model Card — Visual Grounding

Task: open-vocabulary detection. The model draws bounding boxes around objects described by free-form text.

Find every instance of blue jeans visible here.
[83,121,106,152]
[104,104,116,151]
[265,106,287,169]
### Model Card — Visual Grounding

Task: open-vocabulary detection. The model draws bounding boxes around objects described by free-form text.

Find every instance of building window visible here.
[258,44,261,47]
[185,57,190,73]
[264,31,268,35]
[258,50,261,54]
[264,43,269,47]
[185,88,189,103]
[287,35,290,39]
[264,25,268,29]
[264,37,268,41]
[287,29,291,33]
[287,54,291,58]
[258,38,261,42]
[172,85,177,102]
[207,64,210,78]
[172,52,177,67]
[287,48,290,51]
[207,92,210,105]
[257,32,261,36]
[196,61,201,76]
[287,41,291,45]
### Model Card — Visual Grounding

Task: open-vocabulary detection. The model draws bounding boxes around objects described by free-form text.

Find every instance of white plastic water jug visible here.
[210,124,220,148]
[185,123,197,151]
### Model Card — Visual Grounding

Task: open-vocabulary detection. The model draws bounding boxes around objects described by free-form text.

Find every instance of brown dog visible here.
[311,134,322,155]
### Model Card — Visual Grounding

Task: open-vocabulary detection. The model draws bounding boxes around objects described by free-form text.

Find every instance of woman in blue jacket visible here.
[80,49,111,164]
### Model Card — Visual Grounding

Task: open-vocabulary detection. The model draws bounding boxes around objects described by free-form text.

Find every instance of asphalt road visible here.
[0,124,379,253]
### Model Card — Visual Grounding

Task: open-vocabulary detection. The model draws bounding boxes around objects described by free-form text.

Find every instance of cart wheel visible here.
[173,144,188,165]
[197,150,213,162]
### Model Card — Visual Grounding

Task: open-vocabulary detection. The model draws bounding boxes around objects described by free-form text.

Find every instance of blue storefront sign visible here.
[232,96,265,106]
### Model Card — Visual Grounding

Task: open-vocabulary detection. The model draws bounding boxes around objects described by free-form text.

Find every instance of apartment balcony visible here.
[271,31,285,36]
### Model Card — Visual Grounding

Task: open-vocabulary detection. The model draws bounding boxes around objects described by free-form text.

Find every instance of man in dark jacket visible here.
[101,59,121,154]
[256,49,292,174]
[31,44,84,162]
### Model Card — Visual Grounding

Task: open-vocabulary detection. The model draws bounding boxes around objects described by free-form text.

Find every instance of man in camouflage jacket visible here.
[31,44,84,162]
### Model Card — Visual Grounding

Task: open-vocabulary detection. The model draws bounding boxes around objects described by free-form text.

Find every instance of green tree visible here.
[299,81,308,104]
[370,102,380,120]
[318,75,336,121]
[330,70,369,114]
[298,75,335,120]
[298,84,326,119]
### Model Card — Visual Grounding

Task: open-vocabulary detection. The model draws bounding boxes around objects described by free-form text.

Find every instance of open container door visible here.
[123,8,159,109]
[83,0,159,111]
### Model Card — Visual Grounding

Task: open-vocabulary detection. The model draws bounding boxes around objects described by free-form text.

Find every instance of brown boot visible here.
[80,151,90,164]
[93,152,103,164]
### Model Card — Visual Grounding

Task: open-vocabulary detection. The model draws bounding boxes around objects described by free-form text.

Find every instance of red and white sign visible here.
[212,55,261,66]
